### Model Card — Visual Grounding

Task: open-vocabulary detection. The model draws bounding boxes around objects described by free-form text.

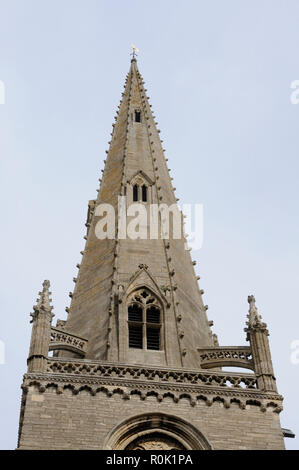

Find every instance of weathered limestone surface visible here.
[19,385,284,450]
[63,58,213,368]
[17,58,286,450]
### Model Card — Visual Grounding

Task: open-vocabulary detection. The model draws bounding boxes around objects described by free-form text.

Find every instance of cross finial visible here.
[130,44,139,60]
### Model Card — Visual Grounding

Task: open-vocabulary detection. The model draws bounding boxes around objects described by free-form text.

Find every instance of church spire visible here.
[64,57,213,367]
[17,56,287,452]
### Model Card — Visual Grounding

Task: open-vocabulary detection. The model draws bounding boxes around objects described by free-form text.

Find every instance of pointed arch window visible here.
[135,109,141,123]
[131,178,149,204]
[133,184,139,202]
[128,289,162,350]
[142,185,147,202]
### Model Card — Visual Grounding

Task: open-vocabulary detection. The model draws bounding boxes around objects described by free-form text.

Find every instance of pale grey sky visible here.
[0,0,298,449]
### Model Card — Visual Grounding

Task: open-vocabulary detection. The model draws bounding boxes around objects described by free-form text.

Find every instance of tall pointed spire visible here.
[64,58,213,367]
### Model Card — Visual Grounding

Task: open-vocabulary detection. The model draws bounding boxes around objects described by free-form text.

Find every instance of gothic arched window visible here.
[133,184,139,202]
[129,173,152,204]
[142,185,147,202]
[128,289,162,350]
[135,109,141,123]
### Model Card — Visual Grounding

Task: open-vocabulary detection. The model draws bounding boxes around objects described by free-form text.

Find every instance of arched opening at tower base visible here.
[104,412,213,450]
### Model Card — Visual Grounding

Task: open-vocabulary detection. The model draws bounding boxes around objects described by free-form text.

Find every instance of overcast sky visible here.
[0,0,298,449]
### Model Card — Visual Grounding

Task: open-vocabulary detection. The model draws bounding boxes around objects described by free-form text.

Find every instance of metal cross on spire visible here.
[130,44,139,59]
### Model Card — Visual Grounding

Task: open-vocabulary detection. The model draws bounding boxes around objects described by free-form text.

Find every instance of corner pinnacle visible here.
[32,280,54,314]
[246,295,264,327]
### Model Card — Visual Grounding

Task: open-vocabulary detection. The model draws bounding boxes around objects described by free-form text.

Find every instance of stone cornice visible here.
[22,370,283,414]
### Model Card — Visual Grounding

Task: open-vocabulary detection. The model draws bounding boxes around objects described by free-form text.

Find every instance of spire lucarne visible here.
[63,57,213,367]
[17,57,287,450]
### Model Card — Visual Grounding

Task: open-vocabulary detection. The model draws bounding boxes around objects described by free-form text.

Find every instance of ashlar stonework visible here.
[17,58,285,450]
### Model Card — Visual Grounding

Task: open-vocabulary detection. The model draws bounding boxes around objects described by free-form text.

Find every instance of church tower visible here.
[18,57,285,450]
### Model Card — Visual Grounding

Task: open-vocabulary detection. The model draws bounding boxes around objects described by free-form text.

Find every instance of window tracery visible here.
[129,172,152,204]
[128,289,162,351]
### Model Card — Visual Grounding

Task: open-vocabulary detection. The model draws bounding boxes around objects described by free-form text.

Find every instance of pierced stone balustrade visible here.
[197,346,253,371]
[49,328,88,357]
[46,358,257,390]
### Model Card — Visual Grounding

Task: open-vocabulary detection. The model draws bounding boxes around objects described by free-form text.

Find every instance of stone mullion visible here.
[142,304,147,350]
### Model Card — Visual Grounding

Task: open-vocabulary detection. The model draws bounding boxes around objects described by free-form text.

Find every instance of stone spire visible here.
[63,57,213,368]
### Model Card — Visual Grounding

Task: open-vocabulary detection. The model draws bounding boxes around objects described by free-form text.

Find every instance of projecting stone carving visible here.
[126,433,185,450]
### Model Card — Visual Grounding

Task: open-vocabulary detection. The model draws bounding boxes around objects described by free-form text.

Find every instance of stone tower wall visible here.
[18,384,284,450]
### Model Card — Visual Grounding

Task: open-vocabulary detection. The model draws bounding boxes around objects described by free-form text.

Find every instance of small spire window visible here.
[133,184,139,202]
[142,185,147,202]
[130,173,151,204]
[135,110,141,123]
[132,182,148,203]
